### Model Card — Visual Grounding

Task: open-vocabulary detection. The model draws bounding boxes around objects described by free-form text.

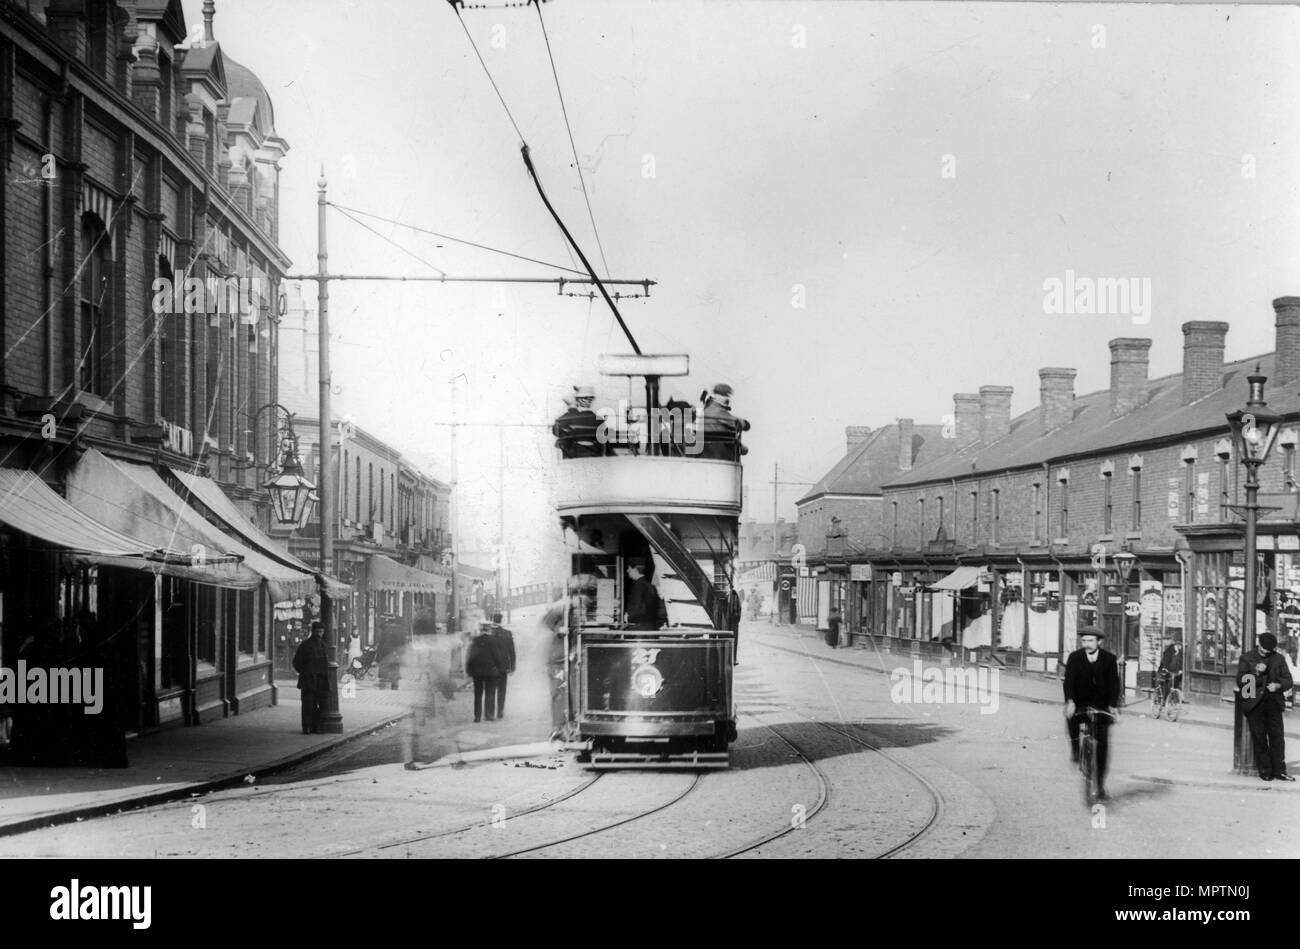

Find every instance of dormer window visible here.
[86,0,109,79]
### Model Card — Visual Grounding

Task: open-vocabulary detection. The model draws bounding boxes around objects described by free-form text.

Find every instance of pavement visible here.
[750,620,1300,793]
[2,613,1294,839]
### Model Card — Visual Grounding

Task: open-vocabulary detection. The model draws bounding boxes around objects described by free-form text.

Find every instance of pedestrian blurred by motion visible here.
[293,621,329,734]
[376,617,404,690]
[542,595,572,741]
[488,612,516,720]
[1238,631,1295,781]
[399,621,456,769]
[826,607,842,649]
[465,623,503,722]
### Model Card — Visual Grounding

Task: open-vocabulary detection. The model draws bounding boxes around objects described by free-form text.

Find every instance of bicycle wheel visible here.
[1165,689,1182,722]
[1080,734,1099,807]
[1150,690,1163,719]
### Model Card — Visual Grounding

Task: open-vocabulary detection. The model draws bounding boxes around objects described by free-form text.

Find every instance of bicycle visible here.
[1149,669,1183,722]
[1078,707,1116,807]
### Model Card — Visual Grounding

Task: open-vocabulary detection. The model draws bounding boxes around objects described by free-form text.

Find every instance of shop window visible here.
[196,586,218,669]
[257,589,268,656]
[238,590,255,657]
[1192,551,1244,675]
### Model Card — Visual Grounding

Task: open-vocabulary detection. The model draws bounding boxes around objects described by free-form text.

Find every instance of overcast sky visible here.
[185,0,1300,582]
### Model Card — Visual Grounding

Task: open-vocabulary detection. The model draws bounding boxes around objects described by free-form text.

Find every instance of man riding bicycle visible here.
[1157,640,1183,703]
[1064,626,1121,801]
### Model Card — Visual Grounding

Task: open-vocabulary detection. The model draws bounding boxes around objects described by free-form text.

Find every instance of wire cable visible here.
[449,0,527,144]
[327,201,583,275]
[534,0,610,278]
[332,204,447,277]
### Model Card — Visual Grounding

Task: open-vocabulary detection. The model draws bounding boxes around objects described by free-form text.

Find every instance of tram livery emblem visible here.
[630,648,664,698]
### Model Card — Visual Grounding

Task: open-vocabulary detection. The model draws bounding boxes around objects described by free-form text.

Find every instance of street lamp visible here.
[1112,548,1137,585]
[1225,368,1282,774]
[263,416,318,529]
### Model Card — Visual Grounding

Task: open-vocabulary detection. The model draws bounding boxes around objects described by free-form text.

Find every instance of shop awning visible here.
[67,449,314,598]
[369,553,446,594]
[0,468,158,560]
[929,566,983,591]
[169,467,352,601]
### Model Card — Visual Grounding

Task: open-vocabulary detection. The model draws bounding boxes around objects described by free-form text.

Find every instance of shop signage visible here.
[1124,601,1141,618]
[1196,472,1210,519]
[898,585,917,596]
[1163,588,1184,628]
[1167,477,1180,520]
[850,564,871,581]
[1280,535,1300,551]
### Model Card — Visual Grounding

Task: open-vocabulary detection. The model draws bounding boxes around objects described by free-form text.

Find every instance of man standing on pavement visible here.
[489,612,516,721]
[1238,631,1295,781]
[1063,626,1121,800]
[293,622,329,735]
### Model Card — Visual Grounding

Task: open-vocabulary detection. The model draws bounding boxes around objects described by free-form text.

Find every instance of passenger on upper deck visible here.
[553,385,604,458]
[698,383,750,461]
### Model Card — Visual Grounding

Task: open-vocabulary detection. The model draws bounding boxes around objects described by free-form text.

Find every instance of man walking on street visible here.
[489,612,516,721]
[1238,631,1295,781]
[293,621,328,734]
[465,624,502,723]
[1063,626,1121,800]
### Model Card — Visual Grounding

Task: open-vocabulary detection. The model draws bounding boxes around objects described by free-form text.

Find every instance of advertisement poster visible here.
[1139,580,1163,671]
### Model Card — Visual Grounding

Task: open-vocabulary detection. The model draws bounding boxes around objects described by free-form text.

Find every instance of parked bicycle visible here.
[1079,707,1116,807]
[1149,668,1183,722]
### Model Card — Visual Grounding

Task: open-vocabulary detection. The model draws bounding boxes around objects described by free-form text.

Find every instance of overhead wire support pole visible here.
[520,144,642,355]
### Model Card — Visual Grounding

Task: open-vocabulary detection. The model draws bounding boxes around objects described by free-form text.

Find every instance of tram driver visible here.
[552,385,604,458]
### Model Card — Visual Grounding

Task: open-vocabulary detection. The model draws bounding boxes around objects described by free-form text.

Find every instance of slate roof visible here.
[799,422,955,503]
[886,351,1292,488]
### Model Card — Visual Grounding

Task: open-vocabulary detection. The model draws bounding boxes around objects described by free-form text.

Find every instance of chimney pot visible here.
[1181,321,1229,404]
[1108,337,1152,418]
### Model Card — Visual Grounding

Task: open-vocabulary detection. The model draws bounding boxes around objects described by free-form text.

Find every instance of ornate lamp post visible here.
[261,412,318,531]
[1225,369,1282,773]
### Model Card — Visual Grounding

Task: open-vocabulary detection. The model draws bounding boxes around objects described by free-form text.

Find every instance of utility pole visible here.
[449,376,459,635]
[316,170,342,734]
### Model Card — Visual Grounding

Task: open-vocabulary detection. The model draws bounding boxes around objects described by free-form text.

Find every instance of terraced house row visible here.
[798,302,1300,704]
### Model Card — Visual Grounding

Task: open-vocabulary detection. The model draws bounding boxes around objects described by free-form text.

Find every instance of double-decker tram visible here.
[553,354,746,769]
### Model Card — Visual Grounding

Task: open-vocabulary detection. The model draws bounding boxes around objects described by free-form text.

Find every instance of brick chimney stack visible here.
[897,418,915,471]
[1181,321,1229,404]
[978,386,1014,444]
[846,426,872,454]
[1274,298,1300,384]
[1109,338,1152,418]
[1039,368,1076,434]
[953,393,981,448]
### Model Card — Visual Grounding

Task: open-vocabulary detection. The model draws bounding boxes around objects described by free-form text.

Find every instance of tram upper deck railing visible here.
[554,454,742,517]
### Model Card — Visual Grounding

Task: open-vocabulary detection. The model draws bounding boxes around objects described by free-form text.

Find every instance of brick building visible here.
[0,0,330,751]
[795,419,957,626]
[839,302,1300,704]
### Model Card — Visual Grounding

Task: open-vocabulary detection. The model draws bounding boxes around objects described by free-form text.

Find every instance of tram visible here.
[553,354,744,769]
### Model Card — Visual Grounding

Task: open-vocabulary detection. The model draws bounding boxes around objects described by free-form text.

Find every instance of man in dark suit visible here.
[625,563,665,631]
[488,612,516,721]
[292,622,329,734]
[1158,640,1183,703]
[1238,631,1295,781]
[1063,626,1121,800]
[465,625,502,723]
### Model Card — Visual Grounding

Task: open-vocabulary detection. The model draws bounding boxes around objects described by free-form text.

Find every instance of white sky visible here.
[185,0,1300,582]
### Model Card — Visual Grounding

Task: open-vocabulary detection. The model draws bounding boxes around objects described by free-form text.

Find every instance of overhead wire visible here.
[327,201,584,276]
[332,204,447,277]
[534,0,610,279]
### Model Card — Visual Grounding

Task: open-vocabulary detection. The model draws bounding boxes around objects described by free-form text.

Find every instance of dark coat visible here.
[465,633,502,678]
[491,626,516,675]
[626,576,664,630]
[1237,647,1294,713]
[699,401,750,460]
[1063,647,1121,711]
[1159,644,1183,676]
[553,408,603,457]
[293,635,328,691]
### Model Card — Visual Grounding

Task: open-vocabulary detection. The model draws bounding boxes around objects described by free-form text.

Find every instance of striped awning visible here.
[157,230,178,266]
[0,468,157,559]
[737,561,777,584]
[82,181,117,254]
[929,566,983,591]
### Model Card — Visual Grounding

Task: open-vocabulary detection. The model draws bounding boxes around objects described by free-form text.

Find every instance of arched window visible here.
[80,213,112,397]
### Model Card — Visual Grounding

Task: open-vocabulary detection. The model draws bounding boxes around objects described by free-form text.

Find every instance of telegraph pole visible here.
[316,170,342,734]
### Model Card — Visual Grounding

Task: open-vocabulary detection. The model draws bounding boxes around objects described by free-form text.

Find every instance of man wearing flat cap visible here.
[553,385,603,458]
[1063,626,1121,800]
[1238,631,1295,781]
[699,383,751,461]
